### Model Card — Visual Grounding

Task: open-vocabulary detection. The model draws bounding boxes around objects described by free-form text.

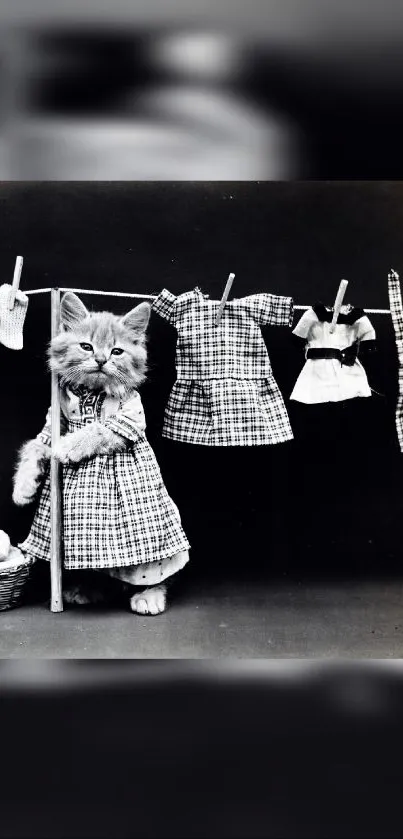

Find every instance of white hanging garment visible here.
[290,302,376,404]
[0,284,29,350]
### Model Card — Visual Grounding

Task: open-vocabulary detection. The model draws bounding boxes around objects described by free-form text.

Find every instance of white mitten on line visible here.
[0,284,29,350]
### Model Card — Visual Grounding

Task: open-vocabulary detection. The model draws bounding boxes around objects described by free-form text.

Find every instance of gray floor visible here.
[1,576,403,657]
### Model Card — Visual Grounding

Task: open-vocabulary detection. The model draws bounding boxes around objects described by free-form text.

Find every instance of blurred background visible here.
[1,659,403,838]
[0,0,403,178]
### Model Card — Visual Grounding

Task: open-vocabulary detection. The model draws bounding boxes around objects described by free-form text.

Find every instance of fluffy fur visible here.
[13,439,51,507]
[130,583,167,615]
[49,292,150,398]
[13,292,171,615]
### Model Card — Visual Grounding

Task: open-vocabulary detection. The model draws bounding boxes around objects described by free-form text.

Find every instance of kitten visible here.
[13,293,149,495]
[49,292,150,464]
[13,292,185,615]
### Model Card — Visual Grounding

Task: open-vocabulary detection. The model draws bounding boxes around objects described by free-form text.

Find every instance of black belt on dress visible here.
[306,345,358,367]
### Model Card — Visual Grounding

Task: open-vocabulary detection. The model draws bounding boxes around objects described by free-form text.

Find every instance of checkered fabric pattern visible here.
[388,271,403,452]
[19,389,190,571]
[152,287,294,446]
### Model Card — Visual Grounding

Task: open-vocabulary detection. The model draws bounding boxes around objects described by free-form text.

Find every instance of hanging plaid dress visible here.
[18,385,190,581]
[152,287,294,446]
[387,270,403,452]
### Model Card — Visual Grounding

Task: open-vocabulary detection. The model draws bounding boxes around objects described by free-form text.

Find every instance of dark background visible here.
[1,180,402,584]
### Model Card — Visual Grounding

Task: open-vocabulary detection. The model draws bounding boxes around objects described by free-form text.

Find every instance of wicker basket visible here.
[0,548,34,611]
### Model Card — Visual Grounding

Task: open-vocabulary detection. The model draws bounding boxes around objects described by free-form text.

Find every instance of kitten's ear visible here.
[60,292,89,330]
[120,302,151,335]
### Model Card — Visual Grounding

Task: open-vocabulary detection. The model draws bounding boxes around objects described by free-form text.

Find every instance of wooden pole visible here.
[215,273,235,326]
[50,288,63,612]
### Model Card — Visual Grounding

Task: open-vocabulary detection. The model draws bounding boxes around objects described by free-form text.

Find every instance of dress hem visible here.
[161,429,293,446]
[18,541,191,571]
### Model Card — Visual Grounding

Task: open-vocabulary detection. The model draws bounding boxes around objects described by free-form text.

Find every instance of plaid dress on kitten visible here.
[19,385,190,576]
[153,287,294,446]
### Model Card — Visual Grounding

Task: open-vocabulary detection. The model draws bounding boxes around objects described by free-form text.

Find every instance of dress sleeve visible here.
[104,391,146,444]
[36,407,52,447]
[292,308,318,340]
[356,315,376,342]
[152,288,177,326]
[36,406,68,446]
[245,293,294,327]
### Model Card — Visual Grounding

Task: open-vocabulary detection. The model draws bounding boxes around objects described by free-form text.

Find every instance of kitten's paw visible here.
[54,434,87,464]
[63,585,106,606]
[63,586,92,606]
[130,583,167,615]
[12,483,37,506]
[66,441,89,464]
[53,438,71,464]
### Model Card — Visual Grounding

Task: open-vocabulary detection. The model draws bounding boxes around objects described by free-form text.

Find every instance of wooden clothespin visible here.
[8,255,24,310]
[329,279,349,334]
[215,272,235,326]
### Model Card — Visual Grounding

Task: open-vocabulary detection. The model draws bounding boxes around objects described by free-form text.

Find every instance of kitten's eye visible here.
[111,347,123,356]
[80,342,93,352]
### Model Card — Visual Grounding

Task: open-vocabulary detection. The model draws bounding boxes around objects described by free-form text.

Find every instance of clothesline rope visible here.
[22,287,392,315]
[24,287,155,300]
[295,306,391,315]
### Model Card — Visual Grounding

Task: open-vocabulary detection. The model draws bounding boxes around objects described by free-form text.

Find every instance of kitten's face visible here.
[49,292,151,397]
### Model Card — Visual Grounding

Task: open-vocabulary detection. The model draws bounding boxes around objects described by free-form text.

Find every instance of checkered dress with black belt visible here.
[388,271,403,451]
[152,287,294,446]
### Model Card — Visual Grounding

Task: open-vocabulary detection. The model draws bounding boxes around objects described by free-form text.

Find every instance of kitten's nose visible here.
[94,352,107,367]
